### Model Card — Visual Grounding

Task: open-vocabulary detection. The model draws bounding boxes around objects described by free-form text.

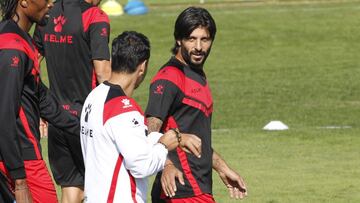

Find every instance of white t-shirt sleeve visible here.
[104,111,167,178]
[147,131,163,145]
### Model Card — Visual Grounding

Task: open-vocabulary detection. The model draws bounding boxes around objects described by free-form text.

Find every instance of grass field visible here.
[40,0,360,202]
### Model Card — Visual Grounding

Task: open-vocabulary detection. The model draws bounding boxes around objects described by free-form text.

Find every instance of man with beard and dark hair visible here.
[146,7,247,202]
[0,0,80,202]
[33,0,111,202]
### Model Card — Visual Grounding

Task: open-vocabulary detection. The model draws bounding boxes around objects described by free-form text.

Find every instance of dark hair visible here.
[0,0,18,20]
[172,7,216,54]
[111,31,150,74]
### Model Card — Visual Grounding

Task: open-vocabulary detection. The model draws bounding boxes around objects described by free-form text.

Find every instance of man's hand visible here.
[179,133,202,158]
[161,162,184,198]
[39,118,48,138]
[159,131,202,158]
[213,151,247,200]
[14,179,33,203]
[218,167,247,199]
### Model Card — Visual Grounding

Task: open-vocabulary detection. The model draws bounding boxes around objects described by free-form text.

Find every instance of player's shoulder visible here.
[82,4,109,24]
[0,22,27,48]
[103,89,143,125]
[0,34,24,47]
[0,34,33,60]
[151,60,185,85]
[103,97,141,124]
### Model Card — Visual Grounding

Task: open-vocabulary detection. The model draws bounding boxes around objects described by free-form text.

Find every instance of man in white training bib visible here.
[80,31,202,203]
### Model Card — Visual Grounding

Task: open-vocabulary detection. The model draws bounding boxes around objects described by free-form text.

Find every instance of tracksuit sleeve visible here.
[38,81,80,136]
[145,79,181,122]
[104,112,168,178]
[0,50,27,180]
[89,13,110,60]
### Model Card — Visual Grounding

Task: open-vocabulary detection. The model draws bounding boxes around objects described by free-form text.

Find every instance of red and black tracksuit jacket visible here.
[0,20,79,180]
[146,57,214,198]
[33,0,110,116]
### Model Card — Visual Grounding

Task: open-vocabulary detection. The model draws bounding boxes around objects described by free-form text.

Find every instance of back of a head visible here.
[111,31,150,74]
[172,7,217,54]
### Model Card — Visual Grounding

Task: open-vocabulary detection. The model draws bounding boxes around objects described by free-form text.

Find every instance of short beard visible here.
[181,48,208,71]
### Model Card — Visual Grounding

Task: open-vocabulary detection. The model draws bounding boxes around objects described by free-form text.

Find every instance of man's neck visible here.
[175,52,187,66]
[12,11,32,32]
[108,72,136,97]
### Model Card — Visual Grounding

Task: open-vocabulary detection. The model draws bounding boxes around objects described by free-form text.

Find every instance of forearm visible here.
[94,60,111,83]
[147,116,163,133]
[212,150,230,173]
[128,144,168,178]
[213,151,248,199]
[107,116,167,178]
[0,123,26,179]
[39,82,79,135]
[0,51,26,180]
[125,130,180,177]
[146,117,177,170]
[0,115,26,179]
[120,133,168,178]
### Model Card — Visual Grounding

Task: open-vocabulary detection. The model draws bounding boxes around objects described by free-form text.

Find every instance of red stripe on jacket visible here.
[162,116,203,196]
[103,96,143,125]
[91,69,97,89]
[127,170,138,203]
[19,107,42,160]
[0,33,39,74]
[107,155,124,203]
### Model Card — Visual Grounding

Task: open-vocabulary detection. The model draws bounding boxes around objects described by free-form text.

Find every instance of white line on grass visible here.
[317,126,352,129]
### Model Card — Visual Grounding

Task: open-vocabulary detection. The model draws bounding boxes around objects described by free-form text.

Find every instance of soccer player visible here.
[80,31,202,203]
[0,0,80,202]
[33,0,111,202]
[146,7,247,202]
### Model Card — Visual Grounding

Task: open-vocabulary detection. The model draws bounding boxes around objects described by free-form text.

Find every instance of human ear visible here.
[138,60,147,76]
[20,0,28,8]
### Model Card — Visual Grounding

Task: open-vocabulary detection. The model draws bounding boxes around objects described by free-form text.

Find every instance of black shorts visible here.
[48,125,84,187]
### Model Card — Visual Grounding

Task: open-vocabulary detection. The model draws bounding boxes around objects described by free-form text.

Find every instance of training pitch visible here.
[40,0,360,202]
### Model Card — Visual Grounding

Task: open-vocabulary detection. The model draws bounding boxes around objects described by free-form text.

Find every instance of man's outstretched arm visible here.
[213,151,247,200]
[146,116,202,197]
[93,59,111,83]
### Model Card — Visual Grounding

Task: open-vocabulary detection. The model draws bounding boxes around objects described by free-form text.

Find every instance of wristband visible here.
[158,140,168,149]
[170,128,181,144]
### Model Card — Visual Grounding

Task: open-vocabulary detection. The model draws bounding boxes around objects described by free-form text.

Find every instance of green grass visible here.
[39,1,360,202]
[212,128,360,202]
[117,0,248,6]
[115,0,360,6]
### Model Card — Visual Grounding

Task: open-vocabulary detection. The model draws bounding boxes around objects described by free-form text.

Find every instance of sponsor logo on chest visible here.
[44,15,73,44]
